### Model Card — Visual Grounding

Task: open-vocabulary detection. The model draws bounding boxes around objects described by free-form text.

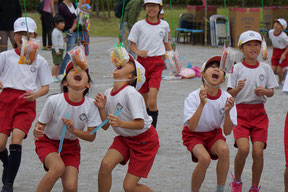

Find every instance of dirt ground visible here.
[1,37,287,191]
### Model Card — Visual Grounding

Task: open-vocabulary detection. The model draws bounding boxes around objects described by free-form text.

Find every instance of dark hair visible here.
[201,61,225,84]
[53,14,65,25]
[61,67,92,96]
[130,68,137,88]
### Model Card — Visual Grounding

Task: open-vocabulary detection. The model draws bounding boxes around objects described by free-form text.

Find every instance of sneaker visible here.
[1,182,13,192]
[249,186,261,192]
[229,172,242,192]
[1,164,8,185]
[53,76,59,83]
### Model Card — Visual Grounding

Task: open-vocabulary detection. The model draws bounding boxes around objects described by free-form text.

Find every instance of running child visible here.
[268,18,288,86]
[51,14,65,82]
[0,17,53,192]
[182,56,237,192]
[95,55,159,192]
[128,0,172,128]
[33,61,102,192]
[228,30,278,192]
[283,73,288,192]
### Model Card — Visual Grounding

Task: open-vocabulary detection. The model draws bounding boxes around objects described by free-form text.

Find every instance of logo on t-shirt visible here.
[219,107,225,115]
[159,31,164,37]
[30,66,37,73]
[79,113,88,121]
[259,74,265,81]
[116,103,123,111]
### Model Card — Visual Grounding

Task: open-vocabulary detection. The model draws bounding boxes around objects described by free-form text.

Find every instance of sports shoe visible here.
[1,164,8,185]
[1,182,13,192]
[53,76,59,83]
[229,172,242,192]
[249,186,261,192]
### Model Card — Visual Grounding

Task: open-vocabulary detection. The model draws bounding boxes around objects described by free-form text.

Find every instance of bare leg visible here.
[234,138,250,181]
[251,141,265,188]
[123,173,152,192]
[277,66,284,83]
[62,166,78,192]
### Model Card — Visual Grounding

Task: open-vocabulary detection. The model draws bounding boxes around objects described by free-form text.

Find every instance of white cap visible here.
[144,0,162,5]
[237,30,262,47]
[201,56,221,72]
[275,18,287,30]
[14,17,37,34]
[129,55,146,90]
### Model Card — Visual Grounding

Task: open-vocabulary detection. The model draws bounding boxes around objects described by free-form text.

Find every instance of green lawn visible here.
[27,7,228,37]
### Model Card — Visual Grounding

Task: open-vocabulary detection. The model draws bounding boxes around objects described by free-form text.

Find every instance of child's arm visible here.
[62,118,96,142]
[0,81,3,90]
[164,41,172,52]
[254,87,274,97]
[107,114,144,130]
[281,46,288,61]
[227,78,246,97]
[129,42,148,58]
[23,85,49,102]
[223,97,235,136]
[187,87,207,131]
[94,93,109,130]
[33,121,47,140]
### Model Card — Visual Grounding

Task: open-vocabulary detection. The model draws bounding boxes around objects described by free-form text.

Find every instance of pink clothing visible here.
[43,0,52,13]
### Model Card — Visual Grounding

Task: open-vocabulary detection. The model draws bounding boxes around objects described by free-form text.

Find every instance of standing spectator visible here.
[121,0,142,53]
[0,0,21,53]
[41,0,56,50]
[58,0,80,77]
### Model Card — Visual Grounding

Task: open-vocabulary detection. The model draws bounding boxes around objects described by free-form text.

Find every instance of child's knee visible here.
[99,158,114,174]
[48,162,65,178]
[63,181,77,192]
[217,144,229,159]
[252,148,263,160]
[197,155,211,169]
[237,146,249,158]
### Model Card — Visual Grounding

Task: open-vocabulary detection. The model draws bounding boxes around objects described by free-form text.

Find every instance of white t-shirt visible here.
[184,88,237,132]
[52,28,64,53]
[227,61,278,104]
[268,29,288,49]
[0,49,53,91]
[104,85,152,137]
[38,93,102,140]
[128,19,170,57]
[283,74,288,95]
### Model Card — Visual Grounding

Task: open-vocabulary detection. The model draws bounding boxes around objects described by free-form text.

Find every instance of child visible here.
[228,30,278,192]
[0,17,53,192]
[128,0,172,128]
[268,18,288,86]
[51,14,65,82]
[159,9,164,20]
[182,56,237,192]
[284,74,288,192]
[95,55,159,192]
[33,61,102,192]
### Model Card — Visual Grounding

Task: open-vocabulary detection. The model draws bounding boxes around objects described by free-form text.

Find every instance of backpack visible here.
[114,0,130,18]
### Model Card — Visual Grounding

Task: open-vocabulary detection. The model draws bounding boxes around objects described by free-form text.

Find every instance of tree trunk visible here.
[95,0,99,17]
[107,0,111,19]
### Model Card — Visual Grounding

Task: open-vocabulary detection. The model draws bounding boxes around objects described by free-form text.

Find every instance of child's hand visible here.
[62,118,75,134]
[94,93,107,109]
[23,90,38,101]
[33,122,44,140]
[138,50,148,58]
[237,78,246,92]
[254,86,266,96]
[108,113,122,127]
[0,81,3,90]
[281,53,286,61]
[64,37,68,43]
[225,97,235,112]
[199,86,208,104]
[56,52,62,56]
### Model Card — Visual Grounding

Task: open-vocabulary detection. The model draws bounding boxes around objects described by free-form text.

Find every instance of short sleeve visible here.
[126,92,145,120]
[227,66,238,89]
[38,98,54,124]
[37,58,53,86]
[0,52,6,75]
[183,92,199,126]
[266,65,278,89]
[128,22,139,43]
[87,100,102,128]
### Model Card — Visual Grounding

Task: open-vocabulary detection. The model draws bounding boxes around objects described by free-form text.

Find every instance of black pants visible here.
[41,11,53,48]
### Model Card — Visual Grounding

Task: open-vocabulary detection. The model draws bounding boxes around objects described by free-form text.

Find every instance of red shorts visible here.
[109,126,159,178]
[182,126,226,163]
[233,104,268,148]
[285,113,288,167]
[271,48,288,68]
[0,88,36,137]
[137,56,165,93]
[35,135,81,171]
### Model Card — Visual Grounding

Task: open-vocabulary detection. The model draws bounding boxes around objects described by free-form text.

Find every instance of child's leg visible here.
[147,88,159,128]
[0,133,8,184]
[211,140,229,186]
[234,138,250,181]
[192,144,211,192]
[272,65,277,74]
[251,141,265,188]
[123,173,152,192]
[61,166,78,192]
[36,152,65,192]
[98,149,124,192]
[52,65,60,77]
[277,66,284,83]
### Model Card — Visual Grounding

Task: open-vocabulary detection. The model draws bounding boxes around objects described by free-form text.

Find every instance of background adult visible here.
[41,0,56,50]
[120,0,142,53]
[58,0,80,76]
[0,0,22,53]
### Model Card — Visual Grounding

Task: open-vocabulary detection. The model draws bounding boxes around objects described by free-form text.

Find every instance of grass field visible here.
[27,7,228,37]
